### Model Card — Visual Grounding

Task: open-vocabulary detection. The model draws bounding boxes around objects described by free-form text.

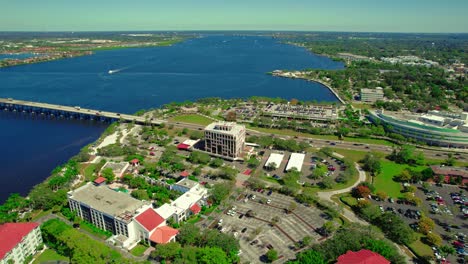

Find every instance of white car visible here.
[251,195,256,200]
[267,199,271,204]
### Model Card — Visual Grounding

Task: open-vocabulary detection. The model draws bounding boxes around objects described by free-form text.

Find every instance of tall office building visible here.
[204,122,246,159]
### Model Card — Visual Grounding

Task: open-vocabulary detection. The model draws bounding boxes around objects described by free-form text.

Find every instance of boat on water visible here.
[108,70,115,74]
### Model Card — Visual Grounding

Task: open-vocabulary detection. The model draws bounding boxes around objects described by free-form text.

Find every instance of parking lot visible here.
[371,183,467,263]
[201,190,327,263]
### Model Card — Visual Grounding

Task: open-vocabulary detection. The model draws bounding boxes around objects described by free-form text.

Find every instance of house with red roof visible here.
[93,176,107,186]
[130,159,140,166]
[134,208,179,245]
[0,222,43,264]
[337,249,390,264]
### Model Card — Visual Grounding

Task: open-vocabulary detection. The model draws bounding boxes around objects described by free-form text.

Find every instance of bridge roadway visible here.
[0,98,166,125]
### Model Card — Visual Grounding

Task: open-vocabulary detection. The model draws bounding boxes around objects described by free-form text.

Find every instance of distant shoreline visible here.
[270,70,346,104]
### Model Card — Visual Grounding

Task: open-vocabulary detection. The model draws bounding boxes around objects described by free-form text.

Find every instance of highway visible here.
[0,97,166,125]
[168,121,468,163]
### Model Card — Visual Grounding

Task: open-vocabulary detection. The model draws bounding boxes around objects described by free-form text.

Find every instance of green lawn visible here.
[170,114,213,126]
[374,160,426,198]
[332,148,372,163]
[130,244,149,257]
[82,163,97,182]
[33,249,68,264]
[408,234,433,259]
[247,126,394,146]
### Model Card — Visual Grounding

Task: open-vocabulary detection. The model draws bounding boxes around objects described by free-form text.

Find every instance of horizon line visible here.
[0,29,468,34]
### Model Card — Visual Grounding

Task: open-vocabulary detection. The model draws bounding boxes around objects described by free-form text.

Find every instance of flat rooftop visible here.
[68,183,147,219]
[286,153,305,172]
[361,88,383,94]
[205,122,245,136]
[265,153,284,168]
[174,178,199,190]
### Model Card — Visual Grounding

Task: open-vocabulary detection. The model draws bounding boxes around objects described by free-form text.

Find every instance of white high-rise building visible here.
[204,122,246,159]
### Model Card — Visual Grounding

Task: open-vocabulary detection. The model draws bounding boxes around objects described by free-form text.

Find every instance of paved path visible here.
[316,158,416,263]
[317,161,368,226]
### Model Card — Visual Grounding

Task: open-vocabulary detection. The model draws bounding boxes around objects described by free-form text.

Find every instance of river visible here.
[0,34,344,202]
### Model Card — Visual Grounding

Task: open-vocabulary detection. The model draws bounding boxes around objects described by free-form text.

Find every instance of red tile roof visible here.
[0,223,39,259]
[243,169,252,175]
[190,203,201,214]
[130,159,140,164]
[431,165,468,178]
[94,176,106,184]
[180,171,190,177]
[135,209,164,232]
[177,143,191,150]
[150,226,179,244]
[337,250,390,264]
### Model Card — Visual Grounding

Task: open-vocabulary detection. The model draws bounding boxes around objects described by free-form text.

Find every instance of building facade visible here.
[368,110,468,148]
[68,183,180,249]
[204,122,246,159]
[0,223,43,264]
[360,88,384,103]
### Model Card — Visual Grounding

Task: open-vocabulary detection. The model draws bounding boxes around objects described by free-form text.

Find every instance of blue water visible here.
[0,35,343,202]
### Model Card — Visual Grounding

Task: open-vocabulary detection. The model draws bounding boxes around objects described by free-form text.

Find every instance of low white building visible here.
[0,223,43,264]
[286,153,305,172]
[68,183,178,249]
[157,179,208,223]
[265,153,284,169]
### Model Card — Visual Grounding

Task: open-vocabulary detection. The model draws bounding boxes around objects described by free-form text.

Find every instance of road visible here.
[168,121,468,163]
[317,159,368,226]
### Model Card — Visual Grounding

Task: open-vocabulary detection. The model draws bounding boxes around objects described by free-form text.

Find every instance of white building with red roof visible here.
[68,183,180,249]
[133,208,178,245]
[0,222,42,264]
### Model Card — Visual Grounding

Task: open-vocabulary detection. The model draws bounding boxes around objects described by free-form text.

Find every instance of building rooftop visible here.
[155,203,178,220]
[337,249,390,264]
[420,114,446,123]
[0,222,39,259]
[361,88,384,94]
[265,153,284,168]
[149,226,179,244]
[286,153,305,172]
[68,183,147,222]
[171,192,202,211]
[205,122,245,136]
[134,208,165,232]
[174,178,199,190]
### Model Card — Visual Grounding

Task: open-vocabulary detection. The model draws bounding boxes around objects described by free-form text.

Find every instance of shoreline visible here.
[270,70,346,104]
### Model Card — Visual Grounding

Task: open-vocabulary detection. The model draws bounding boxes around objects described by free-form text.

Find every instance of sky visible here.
[1,0,468,33]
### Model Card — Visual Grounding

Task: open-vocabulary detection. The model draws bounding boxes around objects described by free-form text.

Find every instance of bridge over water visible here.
[0,98,165,125]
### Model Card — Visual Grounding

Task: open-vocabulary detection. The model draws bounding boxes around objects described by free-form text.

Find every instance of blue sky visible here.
[1,0,467,32]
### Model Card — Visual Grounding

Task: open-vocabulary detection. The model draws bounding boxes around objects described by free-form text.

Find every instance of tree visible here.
[395,169,412,182]
[288,249,326,264]
[418,216,435,235]
[302,236,312,247]
[225,111,237,121]
[265,162,277,171]
[131,189,150,201]
[209,158,224,168]
[426,232,442,246]
[271,216,280,226]
[247,156,260,168]
[150,242,181,261]
[265,249,278,263]
[210,182,233,205]
[320,177,334,189]
[178,224,201,246]
[188,151,211,164]
[310,164,327,179]
[352,185,371,198]
[375,213,416,245]
[376,191,388,201]
[361,153,381,176]
[196,247,229,264]
[322,221,337,236]
[439,245,456,258]
[100,167,115,182]
[444,153,456,166]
